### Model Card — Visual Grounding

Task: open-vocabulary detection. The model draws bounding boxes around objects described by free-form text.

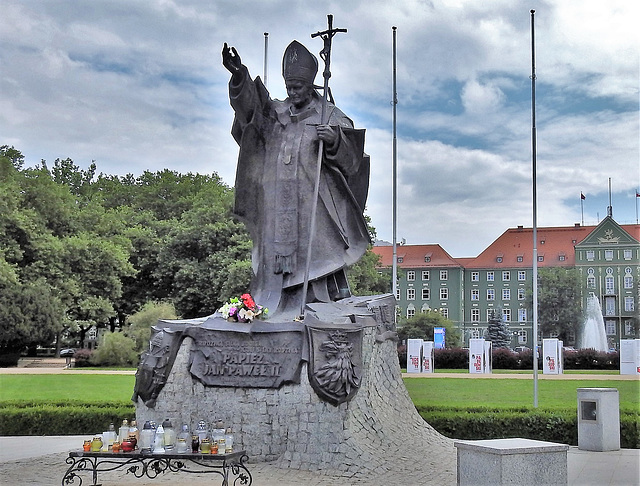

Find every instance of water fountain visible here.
[578,293,608,352]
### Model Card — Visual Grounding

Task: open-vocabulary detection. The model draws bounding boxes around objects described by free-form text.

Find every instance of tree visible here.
[347,217,391,296]
[126,301,179,353]
[347,247,390,296]
[485,309,510,348]
[527,267,582,343]
[397,310,461,347]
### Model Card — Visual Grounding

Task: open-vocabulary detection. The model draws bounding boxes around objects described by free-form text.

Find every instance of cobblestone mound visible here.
[136,310,456,480]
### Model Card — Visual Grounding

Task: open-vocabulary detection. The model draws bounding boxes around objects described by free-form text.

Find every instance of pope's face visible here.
[286,80,313,110]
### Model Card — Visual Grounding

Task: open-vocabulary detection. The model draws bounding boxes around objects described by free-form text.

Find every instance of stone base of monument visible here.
[135,295,455,478]
[454,438,569,486]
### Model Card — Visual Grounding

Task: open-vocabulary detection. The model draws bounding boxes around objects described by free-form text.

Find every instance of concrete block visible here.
[455,438,568,486]
[577,388,620,451]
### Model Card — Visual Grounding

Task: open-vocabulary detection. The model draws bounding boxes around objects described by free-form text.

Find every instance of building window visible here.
[470,329,481,339]
[517,255,523,262]
[550,330,559,338]
[559,254,566,261]
[518,271,526,281]
[518,330,527,344]
[502,308,511,322]
[496,256,503,263]
[605,249,614,261]
[407,306,415,319]
[422,270,430,280]
[440,288,449,300]
[586,250,595,261]
[424,256,431,262]
[422,288,430,300]
[471,309,480,322]
[624,249,632,260]
[624,275,633,289]
[487,289,495,301]
[471,271,479,282]
[397,257,403,263]
[605,296,616,316]
[587,276,596,289]
[471,289,479,301]
[487,271,494,282]
[502,289,511,300]
[625,320,636,336]
[625,297,635,312]
[407,288,415,300]
[440,270,448,281]
[605,320,616,336]
[441,308,449,319]
[518,288,525,300]
[502,271,510,281]
[538,255,544,262]
[518,308,527,322]
[487,309,494,321]
[605,276,614,294]
[407,270,415,281]
[395,288,400,300]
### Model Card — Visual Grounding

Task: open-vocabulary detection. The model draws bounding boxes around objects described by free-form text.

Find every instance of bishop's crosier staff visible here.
[299,15,348,318]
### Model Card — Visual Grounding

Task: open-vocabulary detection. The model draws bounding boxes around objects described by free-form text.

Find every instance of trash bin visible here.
[577,388,620,451]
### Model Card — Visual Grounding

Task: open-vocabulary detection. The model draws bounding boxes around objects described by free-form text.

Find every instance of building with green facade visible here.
[373,217,639,350]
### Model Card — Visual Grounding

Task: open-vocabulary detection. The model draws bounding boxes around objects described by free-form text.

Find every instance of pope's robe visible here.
[228,68,370,314]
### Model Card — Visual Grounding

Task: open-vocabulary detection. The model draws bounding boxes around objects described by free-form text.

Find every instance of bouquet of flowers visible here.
[218,293,268,322]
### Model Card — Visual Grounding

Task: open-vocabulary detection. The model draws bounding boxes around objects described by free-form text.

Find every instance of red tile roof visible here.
[464,224,593,269]
[373,223,639,270]
[372,244,462,268]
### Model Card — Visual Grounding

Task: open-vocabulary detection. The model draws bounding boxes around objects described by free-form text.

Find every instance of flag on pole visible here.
[636,191,640,198]
[580,192,586,200]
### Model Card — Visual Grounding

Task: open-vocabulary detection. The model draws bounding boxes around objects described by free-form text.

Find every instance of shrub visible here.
[73,348,93,367]
[563,349,619,370]
[417,405,639,449]
[491,348,518,369]
[434,347,468,369]
[397,344,407,368]
[0,401,135,435]
[90,332,139,367]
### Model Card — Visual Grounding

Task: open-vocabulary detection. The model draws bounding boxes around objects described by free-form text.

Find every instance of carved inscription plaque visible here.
[185,327,304,388]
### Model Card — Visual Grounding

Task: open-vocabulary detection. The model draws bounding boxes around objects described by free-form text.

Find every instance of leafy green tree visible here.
[397,310,461,347]
[90,332,139,367]
[485,309,510,348]
[527,267,581,343]
[348,248,391,296]
[126,301,179,353]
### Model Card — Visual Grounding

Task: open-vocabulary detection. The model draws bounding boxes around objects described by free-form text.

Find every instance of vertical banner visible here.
[542,338,561,374]
[434,327,446,349]
[407,339,422,373]
[620,339,640,375]
[483,340,492,374]
[469,338,485,374]
[421,341,434,373]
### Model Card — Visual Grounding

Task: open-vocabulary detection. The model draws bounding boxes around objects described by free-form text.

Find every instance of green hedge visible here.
[0,401,135,435]
[417,406,640,449]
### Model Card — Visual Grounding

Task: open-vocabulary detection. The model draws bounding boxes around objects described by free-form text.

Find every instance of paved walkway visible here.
[0,436,638,485]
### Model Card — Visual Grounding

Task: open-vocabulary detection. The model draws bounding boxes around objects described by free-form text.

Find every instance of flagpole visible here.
[263,32,269,88]
[392,26,398,308]
[580,193,584,226]
[530,9,539,409]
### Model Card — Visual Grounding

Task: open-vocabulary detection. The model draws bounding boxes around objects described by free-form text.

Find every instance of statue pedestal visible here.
[135,295,454,477]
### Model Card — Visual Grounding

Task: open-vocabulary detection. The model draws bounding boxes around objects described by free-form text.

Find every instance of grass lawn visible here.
[403,377,640,411]
[0,374,136,403]
[1,373,637,413]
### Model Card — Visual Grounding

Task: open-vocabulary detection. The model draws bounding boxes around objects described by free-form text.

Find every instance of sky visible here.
[1,0,638,257]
